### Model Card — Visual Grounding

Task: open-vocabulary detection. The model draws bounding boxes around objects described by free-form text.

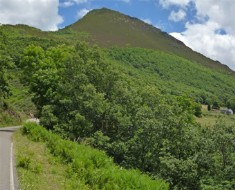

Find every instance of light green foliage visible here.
[22,122,169,190]
[20,45,72,112]
[17,156,31,169]
[107,47,235,107]
[14,128,90,190]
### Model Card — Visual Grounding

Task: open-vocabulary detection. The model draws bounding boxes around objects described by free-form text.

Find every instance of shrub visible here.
[17,156,31,169]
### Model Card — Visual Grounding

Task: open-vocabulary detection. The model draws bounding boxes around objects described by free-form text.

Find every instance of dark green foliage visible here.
[212,101,220,110]
[226,98,235,111]
[19,42,235,189]
[0,40,11,99]
[208,104,211,111]
[197,121,235,189]
[195,103,202,117]
[22,122,169,190]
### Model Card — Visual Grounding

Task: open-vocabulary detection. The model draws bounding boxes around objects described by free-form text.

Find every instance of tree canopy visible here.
[18,43,235,189]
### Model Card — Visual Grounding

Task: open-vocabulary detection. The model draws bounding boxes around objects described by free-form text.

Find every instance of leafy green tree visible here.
[20,45,73,113]
[227,98,235,111]
[0,40,12,104]
[19,45,45,83]
[212,101,220,110]
[196,121,235,189]
[0,56,10,99]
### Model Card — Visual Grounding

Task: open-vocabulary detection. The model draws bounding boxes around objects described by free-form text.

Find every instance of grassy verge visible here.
[13,129,89,190]
[0,110,22,127]
[14,123,168,190]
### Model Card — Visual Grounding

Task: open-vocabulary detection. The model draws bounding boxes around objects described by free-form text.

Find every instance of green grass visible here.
[0,110,22,127]
[16,123,169,190]
[14,129,91,190]
[196,105,235,127]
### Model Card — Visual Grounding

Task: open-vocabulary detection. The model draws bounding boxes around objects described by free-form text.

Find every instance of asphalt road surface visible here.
[0,126,20,190]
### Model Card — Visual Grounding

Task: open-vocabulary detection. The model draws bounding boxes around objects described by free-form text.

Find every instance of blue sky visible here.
[0,0,235,70]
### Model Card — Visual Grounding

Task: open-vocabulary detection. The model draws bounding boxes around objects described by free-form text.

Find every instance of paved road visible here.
[0,126,20,190]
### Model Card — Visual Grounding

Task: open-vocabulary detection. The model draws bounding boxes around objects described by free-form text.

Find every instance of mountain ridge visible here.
[0,8,233,74]
[64,8,233,74]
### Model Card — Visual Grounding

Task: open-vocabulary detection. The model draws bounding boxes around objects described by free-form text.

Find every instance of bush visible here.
[17,156,31,169]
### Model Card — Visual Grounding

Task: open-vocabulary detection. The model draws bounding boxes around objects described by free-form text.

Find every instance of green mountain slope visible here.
[1,8,235,120]
[1,8,233,74]
[107,47,235,103]
[65,8,233,73]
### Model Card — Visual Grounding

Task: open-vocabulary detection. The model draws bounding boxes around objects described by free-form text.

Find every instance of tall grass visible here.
[22,122,168,190]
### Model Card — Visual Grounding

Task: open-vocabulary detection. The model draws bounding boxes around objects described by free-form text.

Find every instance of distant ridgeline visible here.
[1,8,235,189]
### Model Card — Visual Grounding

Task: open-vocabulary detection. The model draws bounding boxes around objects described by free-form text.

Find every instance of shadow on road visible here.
[0,129,17,133]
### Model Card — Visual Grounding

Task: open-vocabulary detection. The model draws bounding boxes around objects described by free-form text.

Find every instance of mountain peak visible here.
[85,8,127,17]
[88,8,117,14]
[64,8,233,73]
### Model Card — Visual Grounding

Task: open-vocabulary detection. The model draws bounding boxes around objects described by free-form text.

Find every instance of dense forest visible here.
[1,8,235,189]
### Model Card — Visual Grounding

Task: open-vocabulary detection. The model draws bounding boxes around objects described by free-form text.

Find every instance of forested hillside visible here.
[1,8,235,189]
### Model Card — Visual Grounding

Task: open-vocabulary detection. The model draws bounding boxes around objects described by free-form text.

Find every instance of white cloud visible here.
[168,9,186,22]
[0,0,63,31]
[141,18,165,30]
[171,22,235,70]
[159,0,190,8]
[60,1,74,8]
[166,0,235,70]
[77,8,91,19]
[141,18,152,25]
[60,0,89,8]
[194,0,235,36]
